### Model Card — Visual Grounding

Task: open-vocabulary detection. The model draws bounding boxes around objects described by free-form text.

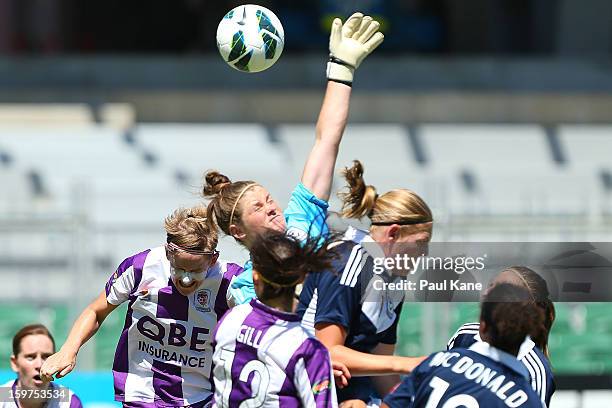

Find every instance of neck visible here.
[260,295,294,313]
[15,382,49,408]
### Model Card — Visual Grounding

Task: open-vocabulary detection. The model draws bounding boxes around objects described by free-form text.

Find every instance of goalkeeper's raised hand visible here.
[326,12,385,85]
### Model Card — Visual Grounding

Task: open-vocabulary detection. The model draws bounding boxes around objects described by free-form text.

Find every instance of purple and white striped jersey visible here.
[0,380,82,408]
[212,299,337,408]
[105,246,243,407]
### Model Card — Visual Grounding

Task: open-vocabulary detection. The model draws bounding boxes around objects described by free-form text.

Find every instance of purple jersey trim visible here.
[106,249,150,297]
[156,281,189,321]
[69,393,83,408]
[250,299,301,322]
[214,263,243,319]
[110,250,149,400]
[151,359,184,406]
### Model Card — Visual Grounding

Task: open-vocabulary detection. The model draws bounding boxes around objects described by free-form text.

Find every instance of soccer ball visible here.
[216,4,285,73]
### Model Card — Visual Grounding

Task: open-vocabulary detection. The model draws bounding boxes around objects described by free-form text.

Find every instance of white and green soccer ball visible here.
[216,4,285,73]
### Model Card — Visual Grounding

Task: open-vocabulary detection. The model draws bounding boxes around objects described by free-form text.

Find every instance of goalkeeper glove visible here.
[326,12,385,85]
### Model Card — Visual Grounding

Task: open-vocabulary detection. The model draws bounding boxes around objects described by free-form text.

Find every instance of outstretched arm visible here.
[301,81,351,201]
[301,13,384,201]
[40,291,117,381]
[316,323,425,376]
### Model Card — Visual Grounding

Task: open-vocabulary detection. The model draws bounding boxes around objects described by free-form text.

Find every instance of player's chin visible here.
[174,279,201,296]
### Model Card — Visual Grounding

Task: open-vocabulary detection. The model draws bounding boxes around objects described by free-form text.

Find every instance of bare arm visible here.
[301,81,351,201]
[41,290,117,381]
[315,323,425,376]
[371,343,402,396]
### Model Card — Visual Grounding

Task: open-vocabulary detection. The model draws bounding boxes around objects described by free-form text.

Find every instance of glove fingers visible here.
[353,15,373,40]
[342,12,363,38]
[330,18,342,48]
[364,32,385,53]
[359,20,381,43]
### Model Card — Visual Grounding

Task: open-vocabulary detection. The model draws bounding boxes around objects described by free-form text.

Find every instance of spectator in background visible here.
[0,324,82,408]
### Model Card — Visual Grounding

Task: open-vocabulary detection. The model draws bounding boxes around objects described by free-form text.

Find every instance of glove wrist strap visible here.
[326,55,355,86]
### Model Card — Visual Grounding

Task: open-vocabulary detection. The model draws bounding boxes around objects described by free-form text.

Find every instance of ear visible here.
[252,269,260,285]
[210,251,219,265]
[387,224,401,242]
[229,224,247,241]
[479,321,489,343]
[10,355,18,373]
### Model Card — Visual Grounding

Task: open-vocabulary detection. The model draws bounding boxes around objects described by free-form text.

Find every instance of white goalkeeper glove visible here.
[326,12,385,85]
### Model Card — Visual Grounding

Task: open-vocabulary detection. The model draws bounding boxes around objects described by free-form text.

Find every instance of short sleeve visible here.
[293,339,337,408]
[447,322,480,350]
[228,261,256,306]
[105,250,149,305]
[314,271,361,331]
[284,183,329,243]
[379,302,403,345]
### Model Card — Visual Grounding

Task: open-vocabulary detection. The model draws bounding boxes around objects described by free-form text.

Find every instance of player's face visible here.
[168,251,218,296]
[238,186,286,240]
[10,334,54,389]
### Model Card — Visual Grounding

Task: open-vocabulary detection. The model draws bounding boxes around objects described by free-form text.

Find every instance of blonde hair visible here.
[339,160,433,231]
[202,171,259,241]
[164,206,218,252]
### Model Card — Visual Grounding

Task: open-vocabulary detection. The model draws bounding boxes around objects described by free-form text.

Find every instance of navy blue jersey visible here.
[297,229,404,401]
[448,322,555,407]
[384,343,544,408]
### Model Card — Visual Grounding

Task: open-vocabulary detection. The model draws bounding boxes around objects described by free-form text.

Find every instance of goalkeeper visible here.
[204,12,384,306]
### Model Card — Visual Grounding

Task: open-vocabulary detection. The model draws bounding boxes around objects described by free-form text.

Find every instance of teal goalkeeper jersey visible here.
[229,183,329,305]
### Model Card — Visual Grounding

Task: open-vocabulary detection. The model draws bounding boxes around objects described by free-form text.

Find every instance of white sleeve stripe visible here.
[340,245,361,285]
[529,350,547,403]
[340,246,363,287]
[294,358,316,407]
[348,253,364,288]
[524,351,546,401]
[521,354,538,395]
[524,353,541,394]
[447,329,479,349]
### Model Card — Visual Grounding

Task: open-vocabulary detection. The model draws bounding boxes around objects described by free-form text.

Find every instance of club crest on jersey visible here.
[195,289,212,312]
[312,380,330,395]
[286,226,307,241]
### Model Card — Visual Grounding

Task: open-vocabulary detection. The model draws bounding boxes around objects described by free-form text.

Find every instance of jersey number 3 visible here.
[426,377,479,408]
[217,348,271,408]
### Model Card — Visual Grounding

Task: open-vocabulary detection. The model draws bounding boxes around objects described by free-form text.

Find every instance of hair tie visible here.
[229,183,258,227]
[257,271,302,288]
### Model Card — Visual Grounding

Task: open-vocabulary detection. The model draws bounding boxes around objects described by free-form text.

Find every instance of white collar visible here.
[343,226,387,260]
[468,341,530,379]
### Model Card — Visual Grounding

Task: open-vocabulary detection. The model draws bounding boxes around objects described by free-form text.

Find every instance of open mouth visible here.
[33,374,43,384]
[176,280,197,290]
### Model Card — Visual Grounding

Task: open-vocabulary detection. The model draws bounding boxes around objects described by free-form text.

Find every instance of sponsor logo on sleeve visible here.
[312,380,330,395]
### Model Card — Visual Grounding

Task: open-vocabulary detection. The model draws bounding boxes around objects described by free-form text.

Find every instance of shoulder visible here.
[292,335,331,361]
[447,322,480,349]
[215,303,253,334]
[0,380,15,390]
[222,262,244,279]
[67,390,83,408]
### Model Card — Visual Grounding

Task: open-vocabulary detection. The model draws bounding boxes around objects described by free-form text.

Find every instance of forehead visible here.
[241,185,271,203]
[18,334,54,355]
[402,230,432,243]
